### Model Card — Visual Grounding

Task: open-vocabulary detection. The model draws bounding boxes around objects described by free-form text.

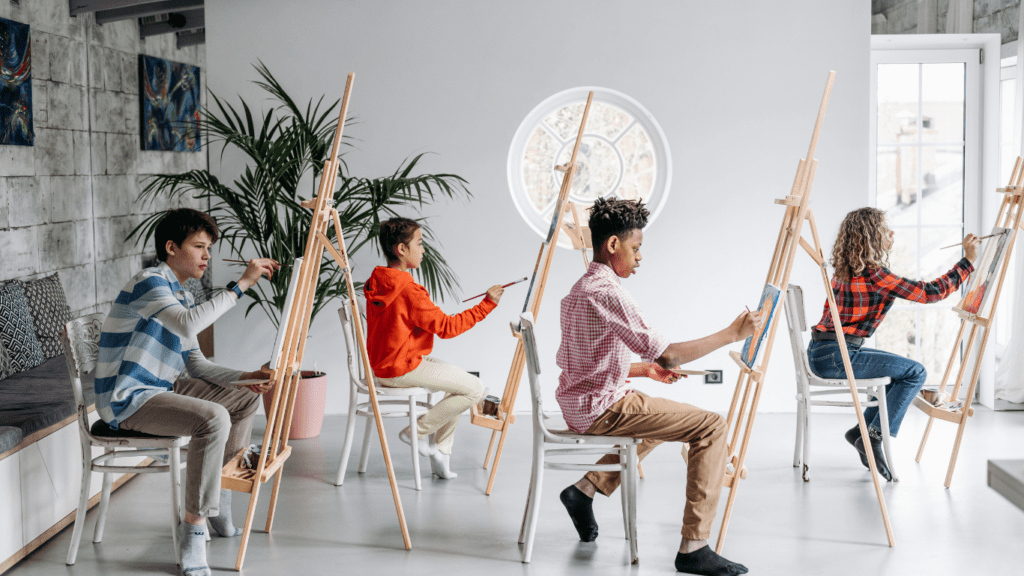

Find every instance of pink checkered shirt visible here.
[555,262,669,433]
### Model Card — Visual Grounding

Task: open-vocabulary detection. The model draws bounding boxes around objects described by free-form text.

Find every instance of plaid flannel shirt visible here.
[555,262,669,433]
[812,258,973,338]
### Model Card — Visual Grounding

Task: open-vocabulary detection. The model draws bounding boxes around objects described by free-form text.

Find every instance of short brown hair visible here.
[155,208,219,261]
[378,217,421,263]
[831,207,891,281]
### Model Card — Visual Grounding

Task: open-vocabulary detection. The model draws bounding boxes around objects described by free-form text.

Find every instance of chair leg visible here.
[520,434,545,563]
[518,455,538,544]
[335,400,360,485]
[875,387,897,481]
[358,416,373,473]
[793,400,803,468]
[168,446,182,561]
[410,396,422,491]
[801,400,811,482]
[620,448,629,540]
[625,445,639,564]
[93,448,114,543]
[66,443,93,565]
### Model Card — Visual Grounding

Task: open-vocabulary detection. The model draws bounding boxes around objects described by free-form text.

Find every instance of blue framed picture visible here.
[0,17,33,146]
[139,54,200,151]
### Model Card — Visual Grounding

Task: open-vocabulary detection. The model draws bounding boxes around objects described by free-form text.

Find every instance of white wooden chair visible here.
[333,298,436,490]
[60,313,189,565]
[516,312,641,564]
[783,285,897,482]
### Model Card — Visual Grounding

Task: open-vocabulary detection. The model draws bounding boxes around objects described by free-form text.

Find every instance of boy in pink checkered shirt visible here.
[555,198,760,576]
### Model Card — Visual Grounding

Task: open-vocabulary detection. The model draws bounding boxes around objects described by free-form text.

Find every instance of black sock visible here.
[675,545,748,575]
[846,426,870,470]
[559,485,598,542]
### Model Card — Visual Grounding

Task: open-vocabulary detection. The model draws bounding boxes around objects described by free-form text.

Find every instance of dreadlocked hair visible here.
[831,207,891,281]
[588,197,650,252]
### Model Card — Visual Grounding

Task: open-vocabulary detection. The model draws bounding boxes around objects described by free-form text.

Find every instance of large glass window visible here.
[871,51,980,387]
[508,88,671,247]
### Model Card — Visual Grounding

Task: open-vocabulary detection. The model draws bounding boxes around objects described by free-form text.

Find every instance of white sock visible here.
[177,522,211,576]
[207,489,242,537]
[400,427,436,457]
[430,451,457,479]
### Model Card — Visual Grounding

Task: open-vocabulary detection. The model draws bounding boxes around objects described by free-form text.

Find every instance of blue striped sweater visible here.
[95,262,239,428]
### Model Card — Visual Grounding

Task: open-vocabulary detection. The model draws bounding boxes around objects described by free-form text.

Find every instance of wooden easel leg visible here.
[944,415,969,488]
[485,421,512,495]
[482,430,498,469]
[235,487,261,571]
[714,483,740,554]
[264,471,284,532]
[916,417,934,463]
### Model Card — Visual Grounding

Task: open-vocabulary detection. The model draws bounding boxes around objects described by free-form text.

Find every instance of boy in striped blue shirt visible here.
[96,208,277,576]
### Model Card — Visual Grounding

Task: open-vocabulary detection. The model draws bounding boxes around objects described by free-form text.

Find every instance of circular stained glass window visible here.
[508,87,672,248]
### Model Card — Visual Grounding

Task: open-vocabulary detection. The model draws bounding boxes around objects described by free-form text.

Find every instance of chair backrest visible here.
[518,312,550,436]
[337,295,369,392]
[783,285,814,391]
[59,313,106,437]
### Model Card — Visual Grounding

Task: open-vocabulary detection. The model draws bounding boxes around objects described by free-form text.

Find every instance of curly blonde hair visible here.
[831,207,891,281]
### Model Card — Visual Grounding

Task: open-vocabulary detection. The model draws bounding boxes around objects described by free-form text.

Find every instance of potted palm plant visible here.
[128,63,471,438]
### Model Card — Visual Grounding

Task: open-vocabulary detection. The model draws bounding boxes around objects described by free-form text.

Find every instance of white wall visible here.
[205,1,871,415]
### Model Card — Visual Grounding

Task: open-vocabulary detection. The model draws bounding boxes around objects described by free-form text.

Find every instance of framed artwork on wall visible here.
[0,17,33,146]
[139,54,200,151]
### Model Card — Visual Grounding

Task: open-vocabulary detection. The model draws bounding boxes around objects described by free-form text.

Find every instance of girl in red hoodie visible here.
[364,218,504,479]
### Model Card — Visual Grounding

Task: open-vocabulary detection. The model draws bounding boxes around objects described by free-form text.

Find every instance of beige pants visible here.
[584,390,727,540]
[119,378,260,517]
[377,356,483,455]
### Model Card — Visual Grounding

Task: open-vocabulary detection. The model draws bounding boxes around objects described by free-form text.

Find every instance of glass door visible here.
[870,49,982,387]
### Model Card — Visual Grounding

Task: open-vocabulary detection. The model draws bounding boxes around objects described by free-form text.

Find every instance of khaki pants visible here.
[584,391,727,540]
[119,378,260,517]
[377,356,483,455]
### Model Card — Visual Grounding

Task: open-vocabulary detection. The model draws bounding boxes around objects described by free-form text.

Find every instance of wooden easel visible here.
[715,71,896,553]
[913,157,1024,487]
[472,92,595,495]
[220,74,411,570]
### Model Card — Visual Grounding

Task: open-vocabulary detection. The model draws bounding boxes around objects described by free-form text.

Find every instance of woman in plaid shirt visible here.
[808,207,979,480]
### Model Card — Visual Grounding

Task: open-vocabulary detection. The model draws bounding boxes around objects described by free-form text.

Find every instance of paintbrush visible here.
[939,231,1007,250]
[462,277,529,303]
[223,259,290,266]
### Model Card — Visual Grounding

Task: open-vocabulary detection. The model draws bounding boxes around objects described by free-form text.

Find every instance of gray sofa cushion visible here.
[22,273,72,359]
[0,355,94,438]
[0,281,45,373]
[0,427,22,454]
[0,340,12,381]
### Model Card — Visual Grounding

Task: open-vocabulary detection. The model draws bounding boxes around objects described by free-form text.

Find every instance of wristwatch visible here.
[226,281,244,299]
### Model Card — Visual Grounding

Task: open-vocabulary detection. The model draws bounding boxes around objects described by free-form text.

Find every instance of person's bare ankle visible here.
[574,478,597,498]
[679,538,707,554]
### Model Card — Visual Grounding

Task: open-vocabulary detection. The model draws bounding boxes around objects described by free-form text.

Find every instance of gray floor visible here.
[8,409,1024,575]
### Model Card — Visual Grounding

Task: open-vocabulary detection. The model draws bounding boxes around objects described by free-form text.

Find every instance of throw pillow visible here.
[22,273,73,358]
[0,282,46,373]
[0,340,13,381]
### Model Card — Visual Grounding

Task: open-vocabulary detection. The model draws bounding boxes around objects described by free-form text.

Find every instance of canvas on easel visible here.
[740,283,780,368]
[714,71,896,553]
[219,74,412,570]
[913,158,1024,488]
[471,93,594,495]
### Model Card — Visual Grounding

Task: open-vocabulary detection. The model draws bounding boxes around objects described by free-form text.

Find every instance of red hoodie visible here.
[364,266,497,378]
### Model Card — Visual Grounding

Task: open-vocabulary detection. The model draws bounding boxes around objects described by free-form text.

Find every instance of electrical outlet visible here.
[705,370,723,384]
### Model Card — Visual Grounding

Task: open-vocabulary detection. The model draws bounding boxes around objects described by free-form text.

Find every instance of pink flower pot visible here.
[262,370,327,440]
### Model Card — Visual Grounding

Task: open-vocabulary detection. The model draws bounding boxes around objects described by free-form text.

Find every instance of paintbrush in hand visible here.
[939,231,1007,250]
[462,277,529,303]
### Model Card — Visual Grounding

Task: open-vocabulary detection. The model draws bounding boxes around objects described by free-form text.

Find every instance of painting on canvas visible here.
[740,283,781,369]
[960,227,1011,315]
[139,54,201,151]
[0,17,32,146]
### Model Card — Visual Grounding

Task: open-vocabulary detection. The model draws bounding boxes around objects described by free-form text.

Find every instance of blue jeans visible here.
[806,340,927,437]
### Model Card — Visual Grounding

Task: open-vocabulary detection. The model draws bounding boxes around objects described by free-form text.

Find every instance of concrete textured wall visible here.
[873,0,1020,43]
[0,0,206,318]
